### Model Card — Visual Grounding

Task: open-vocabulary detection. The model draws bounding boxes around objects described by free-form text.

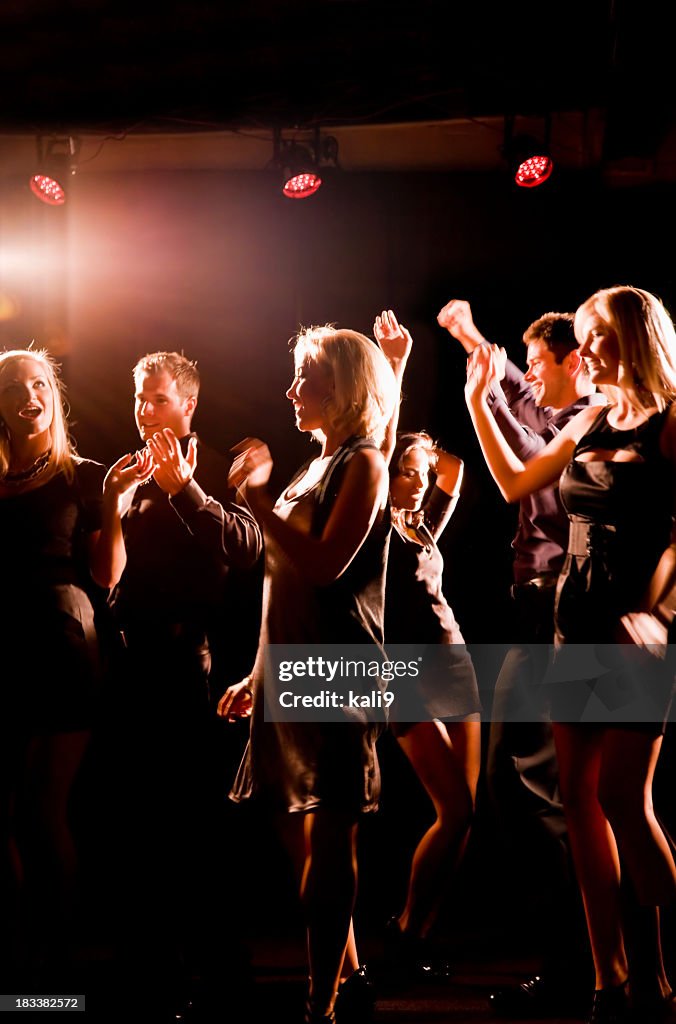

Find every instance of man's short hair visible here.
[133,351,200,400]
[523,313,577,365]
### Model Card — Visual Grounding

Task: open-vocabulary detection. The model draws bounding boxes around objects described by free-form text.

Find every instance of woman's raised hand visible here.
[229,438,273,510]
[465,344,498,406]
[104,447,155,508]
[374,309,413,367]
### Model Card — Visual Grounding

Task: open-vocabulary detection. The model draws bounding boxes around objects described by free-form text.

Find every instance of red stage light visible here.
[282,171,322,199]
[29,173,67,206]
[514,153,554,188]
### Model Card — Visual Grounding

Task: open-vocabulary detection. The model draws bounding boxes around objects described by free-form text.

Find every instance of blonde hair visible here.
[133,351,200,401]
[0,348,76,482]
[291,325,398,446]
[574,286,676,411]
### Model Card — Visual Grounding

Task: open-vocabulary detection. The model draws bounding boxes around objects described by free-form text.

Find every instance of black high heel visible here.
[336,964,376,1022]
[587,981,630,1024]
[304,999,336,1024]
[382,916,452,983]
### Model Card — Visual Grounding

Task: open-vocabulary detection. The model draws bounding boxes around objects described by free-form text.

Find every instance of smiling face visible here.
[575,309,621,386]
[286,357,334,434]
[523,339,572,408]
[0,356,55,443]
[389,446,430,511]
[134,368,196,441]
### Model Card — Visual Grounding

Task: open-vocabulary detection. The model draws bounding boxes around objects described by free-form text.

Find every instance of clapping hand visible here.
[147,428,198,496]
[465,344,497,406]
[104,447,155,511]
[229,438,273,511]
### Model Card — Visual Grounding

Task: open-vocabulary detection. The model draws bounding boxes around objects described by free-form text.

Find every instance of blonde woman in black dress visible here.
[0,348,152,989]
[465,286,676,1024]
[218,326,401,1024]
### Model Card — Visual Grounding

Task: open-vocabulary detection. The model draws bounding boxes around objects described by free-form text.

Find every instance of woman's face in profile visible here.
[286,358,334,433]
[0,356,55,443]
[390,447,430,511]
[576,309,620,386]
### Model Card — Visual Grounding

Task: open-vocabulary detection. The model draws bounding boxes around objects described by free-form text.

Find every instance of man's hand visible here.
[148,428,197,496]
[438,298,486,353]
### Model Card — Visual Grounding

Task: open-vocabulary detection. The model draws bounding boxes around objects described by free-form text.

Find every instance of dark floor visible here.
[22,932,589,1024]
[4,724,673,1022]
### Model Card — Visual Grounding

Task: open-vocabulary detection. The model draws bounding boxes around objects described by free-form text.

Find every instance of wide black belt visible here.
[511,572,558,598]
[568,519,616,557]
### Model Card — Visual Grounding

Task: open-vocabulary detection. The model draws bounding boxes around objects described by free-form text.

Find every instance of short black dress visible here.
[230,437,391,814]
[385,484,481,726]
[1,459,105,734]
[552,405,675,727]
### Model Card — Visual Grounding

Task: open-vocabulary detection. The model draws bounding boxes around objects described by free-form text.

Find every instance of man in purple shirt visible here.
[439,299,605,1018]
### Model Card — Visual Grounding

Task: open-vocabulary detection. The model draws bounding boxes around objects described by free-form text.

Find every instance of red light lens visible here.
[514,154,553,188]
[282,172,322,199]
[30,174,67,205]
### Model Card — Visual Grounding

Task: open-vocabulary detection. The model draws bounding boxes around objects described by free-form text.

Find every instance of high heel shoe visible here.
[304,999,336,1024]
[336,964,376,1022]
[382,916,452,983]
[587,981,630,1024]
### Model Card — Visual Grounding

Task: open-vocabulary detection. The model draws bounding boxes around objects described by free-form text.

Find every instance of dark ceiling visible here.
[0,0,673,172]
[0,2,653,128]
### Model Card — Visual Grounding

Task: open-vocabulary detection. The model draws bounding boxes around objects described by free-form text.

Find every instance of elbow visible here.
[91,569,117,590]
[502,486,521,504]
[91,558,126,591]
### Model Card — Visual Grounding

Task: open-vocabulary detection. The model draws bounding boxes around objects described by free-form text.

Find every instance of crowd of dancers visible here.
[1,285,675,1024]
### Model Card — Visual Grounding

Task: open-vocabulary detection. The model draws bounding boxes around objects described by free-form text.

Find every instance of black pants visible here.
[106,625,250,1013]
[486,582,591,981]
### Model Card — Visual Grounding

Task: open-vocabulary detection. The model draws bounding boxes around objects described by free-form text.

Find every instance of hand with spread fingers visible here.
[147,427,198,496]
[373,309,413,369]
[103,447,155,511]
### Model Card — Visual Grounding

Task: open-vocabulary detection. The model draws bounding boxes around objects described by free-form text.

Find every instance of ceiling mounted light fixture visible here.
[274,128,339,199]
[503,115,554,189]
[29,135,79,206]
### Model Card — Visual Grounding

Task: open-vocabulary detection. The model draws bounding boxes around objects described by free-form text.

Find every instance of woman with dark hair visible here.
[0,348,152,989]
[381,427,481,976]
[218,324,402,1024]
[465,285,676,1024]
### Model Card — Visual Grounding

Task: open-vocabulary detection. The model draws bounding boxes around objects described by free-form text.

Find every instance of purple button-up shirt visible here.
[489,360,606,584]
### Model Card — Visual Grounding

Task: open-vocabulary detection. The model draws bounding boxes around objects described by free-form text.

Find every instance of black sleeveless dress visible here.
[385,485,481,723]
[230,436,391,813]
[552,405,675,726]
[0,460,106,734]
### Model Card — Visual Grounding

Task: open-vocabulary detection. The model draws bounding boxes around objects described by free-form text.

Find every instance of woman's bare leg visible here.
[395,718,480,938]
[553,723,627,989]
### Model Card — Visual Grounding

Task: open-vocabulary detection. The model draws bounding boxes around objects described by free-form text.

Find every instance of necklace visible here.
[4,448,52,485]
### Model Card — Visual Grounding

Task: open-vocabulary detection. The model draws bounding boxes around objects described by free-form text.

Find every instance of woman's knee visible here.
[598,776,651,833]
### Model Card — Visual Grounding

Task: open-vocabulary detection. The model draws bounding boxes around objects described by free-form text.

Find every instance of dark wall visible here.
[2,164,675,958]
[2,164,675,642]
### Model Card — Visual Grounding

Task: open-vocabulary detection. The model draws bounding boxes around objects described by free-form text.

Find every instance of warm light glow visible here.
[30,174,67,205]
[514,154,553,188]
[282,172,322,199]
